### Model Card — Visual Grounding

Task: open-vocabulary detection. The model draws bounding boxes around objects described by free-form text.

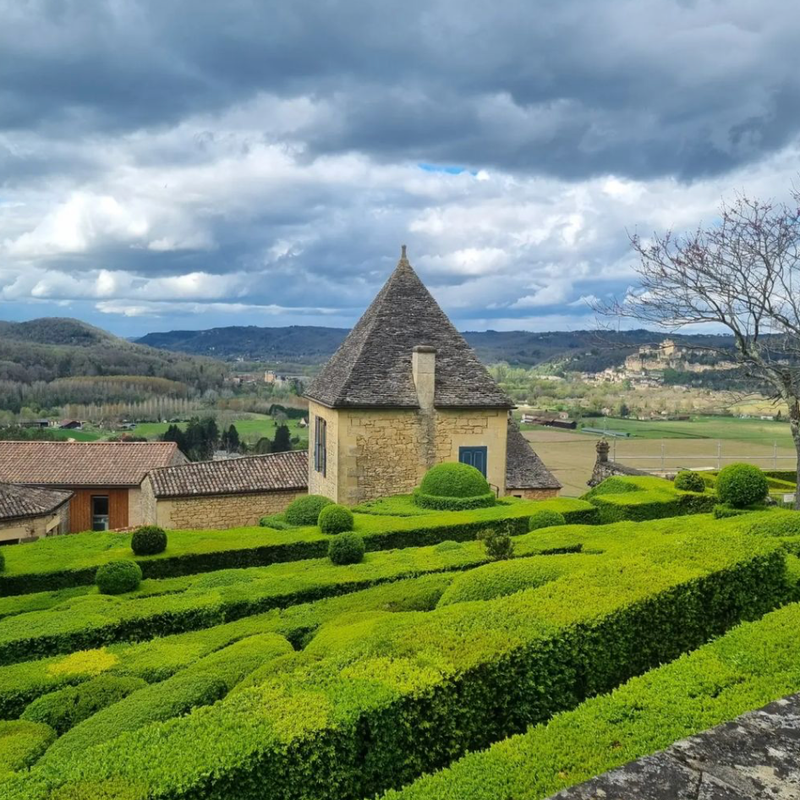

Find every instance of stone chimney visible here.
[596,439,610,464]
[412,345,436,409]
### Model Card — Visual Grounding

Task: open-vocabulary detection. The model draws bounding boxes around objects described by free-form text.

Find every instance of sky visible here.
[1,0,799,338]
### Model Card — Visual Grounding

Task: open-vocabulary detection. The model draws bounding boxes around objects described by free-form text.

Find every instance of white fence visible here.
[610,439,796,473]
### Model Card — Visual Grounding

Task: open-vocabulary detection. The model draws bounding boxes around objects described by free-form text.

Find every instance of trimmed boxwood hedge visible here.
[284,495,333,526]
[0,497,597,597]
[20,674,146,735]
[130,526,167,556]
[419,462,492,498]
[95,561,142,595]
[328,532,365,565]
[318,504,354,535]
[384,600,800,800]
[673,470,705,493]
[528,510,566,531]
[0,720,55,782]
[716,463,769,508]
[4,523,786,800]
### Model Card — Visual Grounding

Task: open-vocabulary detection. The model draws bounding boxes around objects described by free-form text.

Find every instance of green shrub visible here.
[413,491,496,511]
[318,504,354,535]
[437,557,574,607]
[713,503,757,519]
[433,540,462,552]
[0,549,5,573]
[94,560,142,595]
[528,510,566,531]
[0,719,55,780]
[385,602,800,800]
[419,462,491,498]
[328,532,365,565]
[284,495,333,526]
[21,675,146,735]
[716,463,769,508]
[131,526,167,556]
[477,528,514,560]
[673,470,706,493]
[19,525,785,800]
[258,513,293,530]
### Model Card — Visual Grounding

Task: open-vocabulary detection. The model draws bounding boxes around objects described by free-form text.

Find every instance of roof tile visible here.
[0,483,73,522]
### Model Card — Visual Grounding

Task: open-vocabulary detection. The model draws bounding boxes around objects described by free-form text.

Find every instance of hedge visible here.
[4,521,786,800]
[20,674,147,735]
[582,475,716,523]
[0,721,55,783]
[715,463,769,508]
[0,497,597,596]
[40,633,293,764]
[384,600,800,800]
[0,574,455,719]
[0,523,589,666]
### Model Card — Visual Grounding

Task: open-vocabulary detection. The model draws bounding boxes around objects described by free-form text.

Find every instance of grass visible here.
[127,414,308,446]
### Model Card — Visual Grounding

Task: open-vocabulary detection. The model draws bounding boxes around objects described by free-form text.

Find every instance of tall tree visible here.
[272,423,292,453]
[599,192,800,504]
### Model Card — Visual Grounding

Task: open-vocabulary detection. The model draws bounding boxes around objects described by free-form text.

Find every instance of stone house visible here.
[141,451,307,529]
[0,441,185,532]
[304,247,559,506]
[0,482,73,543]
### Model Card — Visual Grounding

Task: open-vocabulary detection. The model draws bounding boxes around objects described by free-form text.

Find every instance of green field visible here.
[130,414,307,446]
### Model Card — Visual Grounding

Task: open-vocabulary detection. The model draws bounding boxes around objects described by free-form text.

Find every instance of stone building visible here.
[0,482,73,543]
[141,451,307,529]
[304,247,559,505]
[587,439,651,487]
[0,441,185,532]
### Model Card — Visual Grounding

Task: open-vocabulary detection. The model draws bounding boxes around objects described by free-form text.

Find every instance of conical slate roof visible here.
[306,249,513,409]
[505,420,561,490]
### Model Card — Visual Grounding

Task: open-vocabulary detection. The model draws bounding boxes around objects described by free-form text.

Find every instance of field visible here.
[1,478,799,799]
[130,414,308,446]
[523,415,798,496]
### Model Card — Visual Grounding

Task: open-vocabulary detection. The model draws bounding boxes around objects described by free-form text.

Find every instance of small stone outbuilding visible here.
[0,482,73,543]
[141,451,308,529]
[304,246,559,505]
[505,421,561,499]
[587,439,651,487]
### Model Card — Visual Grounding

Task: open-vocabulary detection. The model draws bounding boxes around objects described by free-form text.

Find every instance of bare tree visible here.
[598,192,800,505]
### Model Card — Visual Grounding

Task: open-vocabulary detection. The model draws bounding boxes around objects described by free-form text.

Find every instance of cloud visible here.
[0,1,799,335]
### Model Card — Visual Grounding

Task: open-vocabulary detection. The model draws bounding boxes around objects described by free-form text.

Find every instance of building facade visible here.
[0,483,72,543]
[305,247,559,505]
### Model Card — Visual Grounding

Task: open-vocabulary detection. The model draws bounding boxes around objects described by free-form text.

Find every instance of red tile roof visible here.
[147,451,308,498]
[0,441,183,487]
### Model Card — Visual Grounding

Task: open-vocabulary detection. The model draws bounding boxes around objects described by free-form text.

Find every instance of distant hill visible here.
[0,318,228,388]
[136,324,737,371]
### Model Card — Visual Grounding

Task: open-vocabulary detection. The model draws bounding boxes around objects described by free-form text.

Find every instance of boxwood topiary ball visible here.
[328,531,365,565]
[318,504,354,535]
[715,463,768,509]
[131,526,167,556]
[419,462,491,498]
[95,560,142,595]
[674,470,706,493]
[528,510,566,531]
[285,494,333,526]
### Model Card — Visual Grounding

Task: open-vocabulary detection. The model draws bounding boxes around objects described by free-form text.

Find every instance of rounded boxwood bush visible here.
[318,504,354,534]
[95,560,142,595]
[285,494,333,526]
[674,470,706,493]
[419,462,491,498]
[528,510,566,531]
[131,525,167,556]
[716,463,769,508]
[328,531,365,565]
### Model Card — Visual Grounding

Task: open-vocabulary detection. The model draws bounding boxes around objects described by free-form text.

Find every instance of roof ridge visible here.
[149,450,304,472]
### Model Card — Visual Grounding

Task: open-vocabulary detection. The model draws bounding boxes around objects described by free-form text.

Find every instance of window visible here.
[458,446,487,477]
[91,495,110,531]
[314,416,327,477]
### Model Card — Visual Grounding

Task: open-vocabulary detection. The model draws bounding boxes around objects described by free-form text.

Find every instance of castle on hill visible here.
[304,246,560,505]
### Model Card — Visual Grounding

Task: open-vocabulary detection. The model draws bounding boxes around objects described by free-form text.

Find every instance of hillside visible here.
[0,318,228,389]
[137,324,737,370]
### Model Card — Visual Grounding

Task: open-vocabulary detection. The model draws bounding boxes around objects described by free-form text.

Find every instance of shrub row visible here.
[384,600,800,800]
[0,498,597,596]
[0,573,455,719]
[0,721,55,783]
[40,633,292,764]
[0,523,592,666]
[5,522,787,800]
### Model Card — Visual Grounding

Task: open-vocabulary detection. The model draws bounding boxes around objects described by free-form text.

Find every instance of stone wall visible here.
[154,489,305,529]
[0,501,70,543]
[139,477,158,526]
[309,402,510,505]
[506,487,560,500]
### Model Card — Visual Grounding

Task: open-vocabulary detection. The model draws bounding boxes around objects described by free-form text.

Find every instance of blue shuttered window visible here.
[458,446,487,477]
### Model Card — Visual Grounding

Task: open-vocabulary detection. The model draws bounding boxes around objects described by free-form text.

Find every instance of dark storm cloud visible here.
[2,0,798,180]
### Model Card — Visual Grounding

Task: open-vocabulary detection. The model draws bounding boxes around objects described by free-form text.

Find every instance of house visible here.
[0,483,73,544]
[304,246,559,505]
[58,420,83,430]
[141,451,307,529]
[587,439,650,487]
[505,421,562,499]
[0,441,186,532]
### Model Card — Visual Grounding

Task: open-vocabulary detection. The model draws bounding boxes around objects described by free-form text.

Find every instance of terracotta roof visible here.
[305,249,512,409]
[0,482,73,522]
[505,420,561,490]
[0,441,183,487]
[147,451,308,498]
